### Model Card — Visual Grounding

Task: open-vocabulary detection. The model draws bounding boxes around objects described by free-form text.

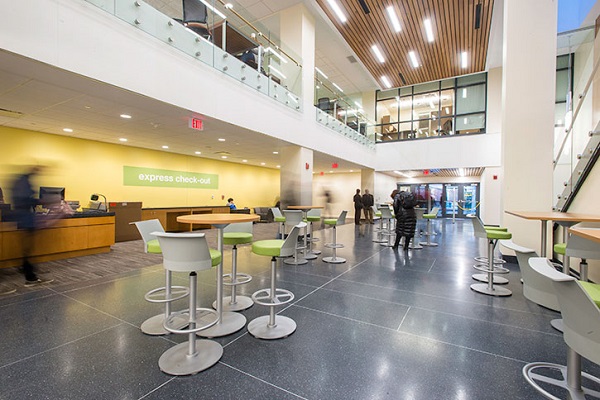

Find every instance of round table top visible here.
[177,213,260,225]
[288,205,324,210]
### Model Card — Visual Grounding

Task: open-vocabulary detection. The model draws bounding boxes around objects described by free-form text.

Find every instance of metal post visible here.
[268,257,277,327]
[188,272,197,357]
[164,270,172,318]
[566,347,582,391]
[487,240,495,291]
[230,245,237,304]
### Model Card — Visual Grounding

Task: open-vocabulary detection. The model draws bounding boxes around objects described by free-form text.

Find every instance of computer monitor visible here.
[39,186,65,206]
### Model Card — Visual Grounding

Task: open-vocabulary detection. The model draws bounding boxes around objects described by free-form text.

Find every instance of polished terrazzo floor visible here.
[1,219,598,399]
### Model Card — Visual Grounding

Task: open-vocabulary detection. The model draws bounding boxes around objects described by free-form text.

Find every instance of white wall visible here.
[312,172,361,219]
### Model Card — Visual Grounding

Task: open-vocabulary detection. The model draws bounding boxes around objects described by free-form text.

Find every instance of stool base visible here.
[197,311,246,338]
[471,274,509,285]
[523,362,600,400]
[284,258,308,265]
[159,339,223,376]
[419,241,438,247]
[141,313,188,336]
[310,249,322,255]
[323,256,346,264]
[409,242,423,249]
[248,315,297,340]
[551,318,564,332]
[470,283,512,297]
[303,252,318,260]
[215,295,254,312]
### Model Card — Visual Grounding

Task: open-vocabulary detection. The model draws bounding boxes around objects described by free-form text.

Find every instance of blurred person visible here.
[362,189,374,224]
[11,166,53,286]
[392,189,418,251]
[227,198,237,210]
[353,189,363,225]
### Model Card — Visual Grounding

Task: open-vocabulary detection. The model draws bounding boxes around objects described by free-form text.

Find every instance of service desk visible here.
[141,206,231,231]
[0,212,115,268]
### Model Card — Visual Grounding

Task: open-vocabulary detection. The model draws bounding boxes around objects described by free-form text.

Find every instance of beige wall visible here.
[0,127,280,209]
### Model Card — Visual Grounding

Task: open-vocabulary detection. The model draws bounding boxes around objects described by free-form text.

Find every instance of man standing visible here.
[362,189,374,224]
[353,189,363,225]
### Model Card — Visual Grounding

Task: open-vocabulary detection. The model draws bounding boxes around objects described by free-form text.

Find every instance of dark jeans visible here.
[21,228,38,281]
[354,207,362,224]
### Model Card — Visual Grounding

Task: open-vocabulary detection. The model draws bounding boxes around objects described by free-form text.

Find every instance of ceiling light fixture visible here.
[260,162,266,166]
[475,2,482,29]
[371,45,385,63]
[381,75,392,89]
[459,168,465,177]
[218,138,226,142]
[265,47,288,63]
[332,82,344,93]
[326,0,347,23]
[408,51,419,68]
[63,128,73,133]
[269,65,287,79]
[242,159,248,162]
[273,151,279,154]
[398,72,407,86]
[315,67,328,79]
[461,51,468,68]
[162,145,169,149]
[386,6,401,32]
[394,170,411,178]
[119,138,128,142]
[357,0,370,14]
[354,101,362,108]
[462,88,467,98]
[120,114,132,119]
[221,155,228,159]
[424,19,434,42]
[195,151,201,154]
[224,3,233,9]
[198,0,226,19]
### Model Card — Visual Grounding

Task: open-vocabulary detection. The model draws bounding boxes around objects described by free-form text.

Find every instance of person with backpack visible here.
[392,190,418,251]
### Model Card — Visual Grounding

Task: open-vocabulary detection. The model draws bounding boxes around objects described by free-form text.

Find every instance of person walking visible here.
[362,189,374,224]
[392,190,418,251]
[353,189,363,225]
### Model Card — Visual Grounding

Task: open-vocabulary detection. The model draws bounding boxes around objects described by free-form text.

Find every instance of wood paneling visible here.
[315,0,494,88]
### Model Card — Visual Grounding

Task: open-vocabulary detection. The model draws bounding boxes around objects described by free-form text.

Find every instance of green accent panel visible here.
[223,232,253,245]
[484,226,507,231]
[307,216,320,222]
[252,240,284,257]
[487,230,512,240]
[274,217,286,222]
[324,219,337,225]
[123,166,218,189]
[554,243,567,255]
[147,239,161,254]
[210,249,221,267]
[580,281,600,308]
[423,214,437,219]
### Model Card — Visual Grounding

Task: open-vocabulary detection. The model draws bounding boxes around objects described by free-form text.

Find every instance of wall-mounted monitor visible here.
[39,186,65,206]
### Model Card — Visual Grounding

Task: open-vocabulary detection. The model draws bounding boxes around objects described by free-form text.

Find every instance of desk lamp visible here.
[90,193,108,211]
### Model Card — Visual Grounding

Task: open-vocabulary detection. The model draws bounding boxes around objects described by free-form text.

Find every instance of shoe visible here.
[391,245,398,250]
[24,278,54,287]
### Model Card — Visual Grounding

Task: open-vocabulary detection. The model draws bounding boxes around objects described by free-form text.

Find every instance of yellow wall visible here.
[0,127,280,209]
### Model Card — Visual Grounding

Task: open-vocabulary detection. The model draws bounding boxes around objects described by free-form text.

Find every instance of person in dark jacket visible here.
[392,190,418,251]
[362,189,374,224]
[353,189,363,225]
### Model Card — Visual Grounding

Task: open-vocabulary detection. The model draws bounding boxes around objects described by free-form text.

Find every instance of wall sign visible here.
[123,166,218,189]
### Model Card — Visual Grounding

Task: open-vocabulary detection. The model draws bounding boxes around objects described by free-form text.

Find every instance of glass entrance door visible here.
[461,184,479,216]
[444,185,459,217]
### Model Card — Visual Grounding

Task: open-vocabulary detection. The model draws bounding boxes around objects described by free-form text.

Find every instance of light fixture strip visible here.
[269,65,287,79]
[386,6,401,32]
[265,47,288,64]
[461,51,468,68]
[326,0,347,23]
[424,19,434,42]
[198,0,227,19]
[408,51,419,68]
[332,82,344,93]
[315,67,328,79]
[381,75,392,89]
[371,44,385,63]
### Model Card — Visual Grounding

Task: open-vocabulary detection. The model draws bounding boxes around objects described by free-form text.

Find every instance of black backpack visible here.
[400,191,417,209]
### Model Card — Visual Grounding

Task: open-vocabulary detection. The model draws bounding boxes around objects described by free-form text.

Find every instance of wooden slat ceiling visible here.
[315,0,494,88]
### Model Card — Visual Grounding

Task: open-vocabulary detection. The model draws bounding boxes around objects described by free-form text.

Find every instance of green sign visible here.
[123,166,218,189]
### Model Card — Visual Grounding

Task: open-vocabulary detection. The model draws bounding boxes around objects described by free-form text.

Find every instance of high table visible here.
[568,226,600,281]
[177,213,259,337]
[288,205,324,261]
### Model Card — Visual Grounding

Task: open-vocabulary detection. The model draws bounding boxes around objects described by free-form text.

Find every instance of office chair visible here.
[182,0,210,40]
[317,97,333,114]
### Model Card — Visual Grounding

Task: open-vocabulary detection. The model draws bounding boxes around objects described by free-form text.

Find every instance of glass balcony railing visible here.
[85,0,302,112]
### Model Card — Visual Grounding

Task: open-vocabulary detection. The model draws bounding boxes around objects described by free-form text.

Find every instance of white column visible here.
[280,146,313,209]
[501,0,557,251]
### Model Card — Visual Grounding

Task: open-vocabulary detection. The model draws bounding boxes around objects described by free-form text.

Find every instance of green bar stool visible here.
[470,217,510,285]
[270,207,286,239]
[306,209,322,255]
[216,222,254,312]
[248,225,301,339]
[132,219,189,336]
[283,210,309,264]
[470,228,513,297]
[379,207,395,247]
[372,206,386,243]
[323,211,348,264]
[420,207,440,247]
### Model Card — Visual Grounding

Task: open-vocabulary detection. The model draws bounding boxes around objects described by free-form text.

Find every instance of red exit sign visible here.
[189,117,204,131]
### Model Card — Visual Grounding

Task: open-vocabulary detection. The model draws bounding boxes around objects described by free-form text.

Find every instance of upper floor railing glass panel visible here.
[85,0,302,112]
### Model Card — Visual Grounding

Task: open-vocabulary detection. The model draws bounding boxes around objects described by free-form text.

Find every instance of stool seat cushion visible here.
[580,281,600,308]
[484,226,508,231]
[307,216,321,222]
[554,243,566,255]
[223,232,253,245]
[423,214,437,219]
[274,217,286,222]
[375,212,382,217]
[210,249,222,267]
[252,239,284,257]
[486,230,512,240]
[323,218,338,225]
[147,239,162,254]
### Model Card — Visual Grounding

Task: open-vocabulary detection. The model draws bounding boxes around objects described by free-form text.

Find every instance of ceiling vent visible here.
[357,0,370,14]
[347,55,357,63]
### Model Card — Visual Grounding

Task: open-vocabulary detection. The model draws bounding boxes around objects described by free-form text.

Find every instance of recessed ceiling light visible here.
[461,51,468,68]
[315,67,328,79]
[381,76,392,89]
[162,145,169,149]
[332,82,344,93]
[329,170,333,173]
[218,138,226,142]
[221,155,228,159]
[242,159,248,162]
[260,162,266,166]
[408,51,419,68]
[84,105,91,109]
[63,128,73,133]
[273,151,279,154]
[195,151,201,154]
[119,138,128,142]
[371,45,385,63]
[386,6,401,32]
[120,114,132,119]
[326,0,347,23]
[424,19,434,42]
[349,170,354,172]
[276,165,281,168]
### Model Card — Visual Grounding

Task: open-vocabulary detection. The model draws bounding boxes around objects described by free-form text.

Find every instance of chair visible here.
[153,232,222,376]
[379,207,395,247]
[283,210,308,264]
[317,97,333,114]
[132,220,189,336]
[523,258,600,399]
[306,209,322,255]
[410,207,426,249]
[470,216,510,286]
[182,0,210,40]
[218,222,253,312]
[420,207,440,247]
[271,207,286,239]
[248,225,301,339]
[323,211,348,264]
[565,222,600,281]
[372,205,386,243]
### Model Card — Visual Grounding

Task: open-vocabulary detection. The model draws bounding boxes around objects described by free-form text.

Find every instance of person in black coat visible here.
[393,190,418,251]
[353,189,363,225]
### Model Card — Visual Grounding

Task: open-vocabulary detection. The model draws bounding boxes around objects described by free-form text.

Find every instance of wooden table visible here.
[177,213,259,337]
[569,227,600,243]
[288,206,324,260]
[505,211,600,258]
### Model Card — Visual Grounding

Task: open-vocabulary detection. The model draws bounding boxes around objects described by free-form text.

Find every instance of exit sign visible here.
[189,117,204,131]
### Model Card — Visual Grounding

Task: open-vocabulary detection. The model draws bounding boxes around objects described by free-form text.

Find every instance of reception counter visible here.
[0,212,115,268]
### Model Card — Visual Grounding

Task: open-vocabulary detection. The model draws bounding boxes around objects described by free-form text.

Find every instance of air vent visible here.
[347,55,357,64]
[357,0,370,14]
[0,108,24,118]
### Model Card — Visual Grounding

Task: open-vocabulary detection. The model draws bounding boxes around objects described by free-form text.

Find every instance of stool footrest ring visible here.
[473,264,510,274]
[474,256,506,264]
[251,288,294,307]
[164,307,218,334]
[523,362,600,400]
[223,272,252,286]
[145,286,189,303]
[325,243,344,248]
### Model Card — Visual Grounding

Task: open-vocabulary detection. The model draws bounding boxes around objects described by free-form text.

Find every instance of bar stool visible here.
[283,210,309,264]
[132,219,189,336]
[420,207,440,247]
[524,258,600,399]
[372,205,386,243]
[379,207,395,247]
[270,207,286,239]
[248,225,301,339]
[217,221,254,312]
[564,222,600,281]
[153,232,223,376]
[409,207,425,249]
[470,217,510,285]
[470,224,513,297]
[323,211,348,264]
[306,208,321,255]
